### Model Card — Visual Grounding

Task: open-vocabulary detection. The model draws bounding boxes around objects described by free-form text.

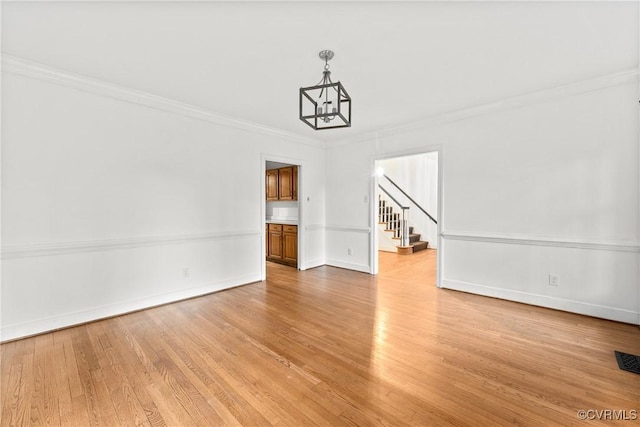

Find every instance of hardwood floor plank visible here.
[164,307,317,426]
[72,327,118,427]
[4,339,35,427]
[1,345,24,426]
[85,321,152,427]
[0,341,19,424]
[50,338,73,423]
[31,334,61,426]
[2,250,639,426]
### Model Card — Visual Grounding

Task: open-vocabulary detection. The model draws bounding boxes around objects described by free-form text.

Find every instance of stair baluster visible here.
[377,192,429,254]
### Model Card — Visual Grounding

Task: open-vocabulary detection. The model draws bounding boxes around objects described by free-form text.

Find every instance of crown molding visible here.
[1,54,324,148]
[3,54,637,150]
[327,67,640,148]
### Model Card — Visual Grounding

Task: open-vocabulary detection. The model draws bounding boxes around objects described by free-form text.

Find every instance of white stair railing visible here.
[378,192,411,248]
[400,207,410,247]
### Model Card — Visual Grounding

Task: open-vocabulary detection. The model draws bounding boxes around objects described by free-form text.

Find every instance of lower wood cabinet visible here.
[266,223,297,267]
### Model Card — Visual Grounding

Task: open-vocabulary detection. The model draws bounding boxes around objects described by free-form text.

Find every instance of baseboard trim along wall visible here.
[442,231,640,253]
[441,279,639,325]
[300,258,326,270]
[325,259,371,274]
[0,273,262,343]
[2,230,262,260]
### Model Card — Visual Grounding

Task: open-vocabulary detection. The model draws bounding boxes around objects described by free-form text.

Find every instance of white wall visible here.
[325,77,639,325]
[377,152,438,249]
[1,67,326,341]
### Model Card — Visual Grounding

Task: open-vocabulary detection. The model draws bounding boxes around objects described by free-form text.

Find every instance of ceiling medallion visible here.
[299,50,352,130]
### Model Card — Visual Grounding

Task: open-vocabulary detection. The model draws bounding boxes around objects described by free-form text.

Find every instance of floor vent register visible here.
[615,351,640,375]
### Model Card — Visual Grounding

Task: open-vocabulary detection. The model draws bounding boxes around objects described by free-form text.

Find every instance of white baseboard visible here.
[0,274,261,342]
[441,279,639,325]
[300,258,326,270]
[325,259,371,274]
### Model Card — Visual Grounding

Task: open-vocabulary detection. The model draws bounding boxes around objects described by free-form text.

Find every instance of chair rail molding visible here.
[441,231,640,253]
[1,230,262,260]
[325,225,371,233]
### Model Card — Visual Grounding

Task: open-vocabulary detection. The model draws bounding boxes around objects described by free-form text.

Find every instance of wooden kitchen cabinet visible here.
[292,167,298,201]
[266,223,297,267]
[266,166,297,201]
[267,224,283,261]
[278,167,294,200]
[266,169,279,201]
[282,225,298,265]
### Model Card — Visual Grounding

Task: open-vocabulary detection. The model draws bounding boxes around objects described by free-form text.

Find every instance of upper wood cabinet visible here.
[278,167,294,200]
[292,167,298,201]
[266,166,297,201]
[266,169,279,201]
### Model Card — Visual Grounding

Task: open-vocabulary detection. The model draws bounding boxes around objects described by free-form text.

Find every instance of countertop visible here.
[266,218,298,225]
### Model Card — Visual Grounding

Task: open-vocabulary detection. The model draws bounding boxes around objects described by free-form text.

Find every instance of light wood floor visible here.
[2,250,639,426]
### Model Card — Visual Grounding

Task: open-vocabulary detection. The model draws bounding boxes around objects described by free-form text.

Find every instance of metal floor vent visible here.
[614,351,640,375]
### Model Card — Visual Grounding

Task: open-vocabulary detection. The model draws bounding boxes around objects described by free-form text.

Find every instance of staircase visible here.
[378,196,429,254]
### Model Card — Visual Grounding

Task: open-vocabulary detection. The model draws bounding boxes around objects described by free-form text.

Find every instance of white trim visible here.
[327,68,640,148]
[261,153,305,279]
[304,224,325,231]
[441,231,640,253]
[637,9,640,328]
[325,259,370,274]
[371,145,444,282]
[371,164,380,275]
[1,54,322,148]
[325,225,371,233]
[1,230,261,259]
[4,1,635,4]
[441,278,639,325]
[0,273,262,343]
[300,258,325,271]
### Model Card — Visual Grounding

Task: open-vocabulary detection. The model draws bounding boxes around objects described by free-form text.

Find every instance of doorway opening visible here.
[264,160,300,279]
[372,151,441,286]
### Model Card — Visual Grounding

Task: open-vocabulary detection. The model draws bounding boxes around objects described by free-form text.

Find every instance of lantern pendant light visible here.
[299,50,351,130]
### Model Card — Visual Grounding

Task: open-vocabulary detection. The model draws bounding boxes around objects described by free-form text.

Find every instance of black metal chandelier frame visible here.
[299,50,351,130]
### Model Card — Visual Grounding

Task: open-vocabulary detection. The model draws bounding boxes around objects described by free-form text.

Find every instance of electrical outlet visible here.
[347,248,353,256]
[549,273,559,287]
[182,268,191,279]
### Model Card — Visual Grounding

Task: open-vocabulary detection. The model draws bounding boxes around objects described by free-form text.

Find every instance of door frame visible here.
[261,153,305,281]
[369,145,444,287]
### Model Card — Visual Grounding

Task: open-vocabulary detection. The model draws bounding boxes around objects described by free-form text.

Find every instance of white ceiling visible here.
[2,1,638,142]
